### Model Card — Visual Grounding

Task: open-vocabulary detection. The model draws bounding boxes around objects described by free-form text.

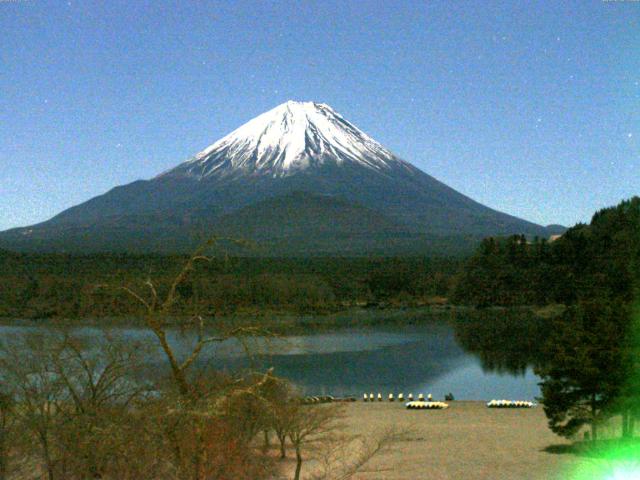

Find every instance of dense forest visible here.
[454,197,639,308]
[457,197,640,441]
[0,253,462,319]
[2,197,637,323]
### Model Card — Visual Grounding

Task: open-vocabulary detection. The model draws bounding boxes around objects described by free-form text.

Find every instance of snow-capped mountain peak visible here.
[1,100,555,254]
[164,101,406,179]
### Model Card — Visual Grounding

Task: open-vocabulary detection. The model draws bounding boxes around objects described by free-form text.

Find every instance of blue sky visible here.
[1,0,638,231]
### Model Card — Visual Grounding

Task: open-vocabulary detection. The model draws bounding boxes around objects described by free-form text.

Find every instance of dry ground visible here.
[279,401,604,480]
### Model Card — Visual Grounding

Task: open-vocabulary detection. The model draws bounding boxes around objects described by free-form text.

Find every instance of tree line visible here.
[457,197,640,442]
[453,198,639,308]
[0,254,461,320]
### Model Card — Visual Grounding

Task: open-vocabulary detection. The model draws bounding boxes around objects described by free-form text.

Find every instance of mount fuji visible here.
[0,101,559,255]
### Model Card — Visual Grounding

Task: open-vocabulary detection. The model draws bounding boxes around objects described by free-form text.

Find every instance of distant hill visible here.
[545,224,568,236]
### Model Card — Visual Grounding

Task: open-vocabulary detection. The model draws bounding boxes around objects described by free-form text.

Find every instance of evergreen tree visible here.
[536,300,629,440]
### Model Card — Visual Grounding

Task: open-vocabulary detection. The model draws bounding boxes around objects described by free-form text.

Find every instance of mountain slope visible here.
[0,101,559,255]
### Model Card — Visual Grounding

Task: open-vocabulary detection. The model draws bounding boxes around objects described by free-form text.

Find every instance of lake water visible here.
[0,320,542,401]
[235,324,542,400]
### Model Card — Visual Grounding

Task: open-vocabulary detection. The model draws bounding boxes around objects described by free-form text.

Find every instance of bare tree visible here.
[0,333,65,480]
[0,390,15,480]
[114,238,263,398]
[51,333,152,479]
[219,388,270,446]
[0,330,157,480]
[255,375,299,459]
[51,333,150,414]
[309,427,410,480]
[112,238,279,480]
[287,404,344,480]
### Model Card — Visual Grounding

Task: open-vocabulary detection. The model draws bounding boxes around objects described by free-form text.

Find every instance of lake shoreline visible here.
[0,304,556,333]
[0,313,548,401]
[295,401,590,479]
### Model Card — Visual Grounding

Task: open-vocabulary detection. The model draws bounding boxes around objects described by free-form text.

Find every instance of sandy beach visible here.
[279,401,595,480]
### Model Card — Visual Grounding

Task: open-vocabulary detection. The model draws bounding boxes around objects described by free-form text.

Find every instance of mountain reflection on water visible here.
[244,317,549,399]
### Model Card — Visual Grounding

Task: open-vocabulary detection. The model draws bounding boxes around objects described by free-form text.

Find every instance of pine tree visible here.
[536,300,629,440]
